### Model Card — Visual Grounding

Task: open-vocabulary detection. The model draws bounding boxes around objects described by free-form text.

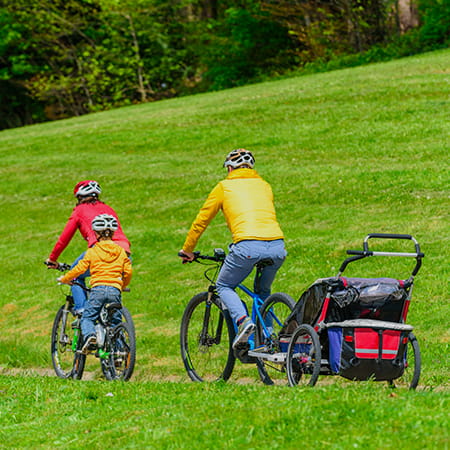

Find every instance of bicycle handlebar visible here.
[44,261,71,271]
[178,249,226,263]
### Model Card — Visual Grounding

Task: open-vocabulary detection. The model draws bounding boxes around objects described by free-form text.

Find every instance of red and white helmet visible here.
[91,214,118,232]
[73,180,101,197]
[223,149,255,169]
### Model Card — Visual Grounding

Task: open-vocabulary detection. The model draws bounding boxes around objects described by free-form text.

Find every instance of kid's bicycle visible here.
[179,249,296,384]
[46,262,136,381]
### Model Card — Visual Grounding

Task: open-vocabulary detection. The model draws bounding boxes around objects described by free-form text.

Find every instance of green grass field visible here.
[0,49,449,448]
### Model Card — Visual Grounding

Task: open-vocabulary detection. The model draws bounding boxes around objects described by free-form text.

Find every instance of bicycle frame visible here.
[236,283,279,350]
[189,251,283,350]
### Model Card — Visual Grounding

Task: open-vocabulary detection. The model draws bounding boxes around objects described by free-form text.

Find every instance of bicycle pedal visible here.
[234,344,258,364]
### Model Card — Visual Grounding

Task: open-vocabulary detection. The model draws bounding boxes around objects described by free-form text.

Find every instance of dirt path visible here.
[0,365,97,380]
[0,365,258,384]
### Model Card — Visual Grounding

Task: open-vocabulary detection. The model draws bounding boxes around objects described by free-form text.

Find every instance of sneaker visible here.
[232,317,256,349]
[82,335,97,354]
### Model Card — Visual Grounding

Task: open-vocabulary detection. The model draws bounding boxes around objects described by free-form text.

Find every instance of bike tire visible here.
[121,306,136,339]
[390,332,421,390]
[286,324,322,387]
[51,305,85,379]
[254,292,296,385]
[101,322,136,381]
[180,292,236,382]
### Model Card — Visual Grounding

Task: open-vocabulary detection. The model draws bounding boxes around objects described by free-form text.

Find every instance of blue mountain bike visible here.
[180,248,295,384]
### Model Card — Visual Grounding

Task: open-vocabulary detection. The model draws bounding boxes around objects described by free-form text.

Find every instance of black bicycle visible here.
[179,249,295,384]
[47,262,136,380]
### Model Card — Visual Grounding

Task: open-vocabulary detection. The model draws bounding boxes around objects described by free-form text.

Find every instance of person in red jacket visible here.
[46,180,131,314]
[58,214,132,352]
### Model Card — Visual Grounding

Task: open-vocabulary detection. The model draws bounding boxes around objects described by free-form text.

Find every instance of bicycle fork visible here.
[201,287,224,347]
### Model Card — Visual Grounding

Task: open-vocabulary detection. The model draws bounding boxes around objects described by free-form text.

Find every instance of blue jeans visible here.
[81,285,122,339]
[71,252,89,313]
[216,239,286,325]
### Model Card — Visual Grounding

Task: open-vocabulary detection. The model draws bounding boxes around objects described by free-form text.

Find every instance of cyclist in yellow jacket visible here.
[59,214,132,352]
[179,149,286,349]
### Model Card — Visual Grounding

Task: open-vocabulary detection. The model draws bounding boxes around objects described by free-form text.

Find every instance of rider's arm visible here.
[48,210,79,262]
[182,183,223,253]
[58,252,91,284]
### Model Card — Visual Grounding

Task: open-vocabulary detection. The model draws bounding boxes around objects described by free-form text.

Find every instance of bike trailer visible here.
[326,319,413,381]
[284,233,423,388]
[287,276,410,327]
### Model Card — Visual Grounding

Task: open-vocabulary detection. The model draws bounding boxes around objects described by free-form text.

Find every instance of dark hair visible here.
[77,195,99,205]
[97,229,114,239]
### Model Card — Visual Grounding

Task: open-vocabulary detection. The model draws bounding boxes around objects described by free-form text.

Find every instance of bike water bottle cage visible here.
[74,180,101,197]
[223,149,255,169]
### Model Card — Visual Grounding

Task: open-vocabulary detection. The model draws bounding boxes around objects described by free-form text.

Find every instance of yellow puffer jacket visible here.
[182,168,284,252]
[59,240,132,290]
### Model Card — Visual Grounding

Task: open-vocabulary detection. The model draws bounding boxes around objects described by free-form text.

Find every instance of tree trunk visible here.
[397,0,419,33]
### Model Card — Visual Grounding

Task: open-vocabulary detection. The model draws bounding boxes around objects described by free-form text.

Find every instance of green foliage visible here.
[262,0,393,61]
[1,0,450,130]
[418,0,450,47]
[202,7,295,89]
[0,7,46,128]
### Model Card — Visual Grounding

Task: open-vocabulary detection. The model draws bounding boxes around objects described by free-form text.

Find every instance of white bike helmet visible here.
[91,214,118,232]
[223,149,255,169]
[73,180,102,197]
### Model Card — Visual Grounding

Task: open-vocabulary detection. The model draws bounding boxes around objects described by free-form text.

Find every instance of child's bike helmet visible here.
[224,149,255,169]
[92,214,118,231]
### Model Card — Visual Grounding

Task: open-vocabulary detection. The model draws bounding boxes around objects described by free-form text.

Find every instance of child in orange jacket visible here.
[59,214,132,352]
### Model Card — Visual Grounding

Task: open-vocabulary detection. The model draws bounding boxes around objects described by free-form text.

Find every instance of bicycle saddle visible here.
[256,258,274,268]
[104,302,123,311]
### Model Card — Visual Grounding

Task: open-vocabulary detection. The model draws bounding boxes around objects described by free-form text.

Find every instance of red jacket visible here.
[49,201,131,261]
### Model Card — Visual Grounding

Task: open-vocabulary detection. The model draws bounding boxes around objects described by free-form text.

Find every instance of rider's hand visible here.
[45,258,59,269]
[178,250,195,264]
[57,276,72,285]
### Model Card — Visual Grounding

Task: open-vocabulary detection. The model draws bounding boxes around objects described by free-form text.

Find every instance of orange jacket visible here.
[182,168,284,252]
[60,240,132,290]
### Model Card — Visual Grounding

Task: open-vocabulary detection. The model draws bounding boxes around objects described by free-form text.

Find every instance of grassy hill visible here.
[0,49,448,448]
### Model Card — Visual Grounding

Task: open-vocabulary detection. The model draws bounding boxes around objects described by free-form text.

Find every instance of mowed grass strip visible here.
[0,375,448,449]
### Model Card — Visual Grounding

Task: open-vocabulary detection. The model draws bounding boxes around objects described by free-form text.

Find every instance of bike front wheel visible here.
[51,305,85,379]
[101,322,136,381]
[180,292,235,382]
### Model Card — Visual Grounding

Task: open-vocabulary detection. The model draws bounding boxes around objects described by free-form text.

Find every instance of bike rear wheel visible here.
[255,292,296,385]
[180,292,235,382]
[121,306,135,339]
[51,305,86,379]
[101,322,136,381]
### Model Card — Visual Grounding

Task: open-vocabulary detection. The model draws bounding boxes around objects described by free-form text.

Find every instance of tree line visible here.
[1,0,448,130]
